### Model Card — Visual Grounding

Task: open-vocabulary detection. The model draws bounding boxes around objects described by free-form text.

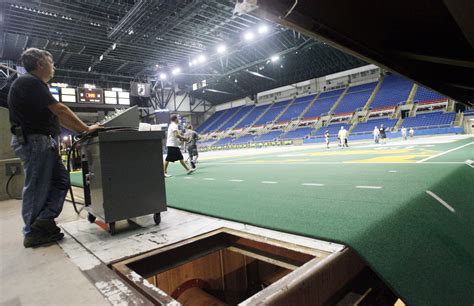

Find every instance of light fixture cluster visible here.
[156,24,271,81]
[11,3,70,19]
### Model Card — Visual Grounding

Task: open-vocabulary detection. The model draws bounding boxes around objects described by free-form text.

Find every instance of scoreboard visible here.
[77,88,103,103]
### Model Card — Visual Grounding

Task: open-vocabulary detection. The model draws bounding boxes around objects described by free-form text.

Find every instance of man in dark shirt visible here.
[379,124,387,144]
[8,48,100,248]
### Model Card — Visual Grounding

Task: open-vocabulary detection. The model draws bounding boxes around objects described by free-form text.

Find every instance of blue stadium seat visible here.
[302,89,344,120]
[234,104,271,129]
[334,82,377,114]
[413,87,446,103]
[281,127,313,139]
[276,95,315,123]
[351,118,398,134]
[402,112,456,129]
[219,105,254,131]
[196,109,227,133]
[371,75,413,109]
[233,134,255,144]
[254,99,292,126]
[206,106,242,133]
[254,130,283,142]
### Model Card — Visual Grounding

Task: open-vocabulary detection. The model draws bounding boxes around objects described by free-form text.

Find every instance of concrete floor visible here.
[0,199,107,306]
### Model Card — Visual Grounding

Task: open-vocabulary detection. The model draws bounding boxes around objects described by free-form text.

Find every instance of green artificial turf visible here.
[164,138,474,306]
[69,137,474,305]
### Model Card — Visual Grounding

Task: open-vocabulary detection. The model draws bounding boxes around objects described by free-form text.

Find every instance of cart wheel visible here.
[108,222,116,235]
[153,213,161,225]
[87,213,96,223]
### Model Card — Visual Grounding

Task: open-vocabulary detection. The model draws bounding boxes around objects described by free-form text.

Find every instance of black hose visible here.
[6,172,21,200]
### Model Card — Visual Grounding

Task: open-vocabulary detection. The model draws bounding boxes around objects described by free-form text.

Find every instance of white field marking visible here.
[203,161,466,166]
[426,190,455,213]
[417,142,474,163]
[465,160,474,168]
[406,146,415,149]
[261,181,278,184]
[302,183,325,187]
[356,185,382,189]
[389,170,398,173]
[423,145,435,147]
[230,179,244,182]
[183,177,193,179]
[203,178,216,181]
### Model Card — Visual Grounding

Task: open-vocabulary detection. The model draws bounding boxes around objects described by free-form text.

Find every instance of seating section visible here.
[206,106,242,133]
[414,86,446,103]
[233,134,255,144]
[234,104,270,129]
[254,130,283,142]
[302,89,344,120]
[281,127,313,139]
[334,82,377,114]
[401,112,456,129]
[351,118,398,134]
[213,137,234,146]
[371,75,413,109]
[314,123,350,137]
[254,99,292,126]
[196,110,226,133]
[197,140,216,148]
[219,105,254,131]
[276,95,315,123]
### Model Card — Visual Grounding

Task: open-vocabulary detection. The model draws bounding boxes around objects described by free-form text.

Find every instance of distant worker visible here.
[409,128,415,138]
[324,129,330,149]
[379,124,387,144]
[164,115,195,177]
[401,126,407,140]
[185,124,200,169]
[338,126,348,148]
[373,126,380,144]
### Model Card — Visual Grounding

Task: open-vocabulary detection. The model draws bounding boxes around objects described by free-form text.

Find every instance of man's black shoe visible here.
[190,161,196,169]
[31,219,61,235]
[23,232,64,248]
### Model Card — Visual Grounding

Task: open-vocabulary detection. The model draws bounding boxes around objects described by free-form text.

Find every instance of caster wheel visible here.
[153,213,161,225]
[108,222,116,235]
[87,213,96,223]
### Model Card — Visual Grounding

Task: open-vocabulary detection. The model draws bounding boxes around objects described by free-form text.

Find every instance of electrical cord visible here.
[6,171,22,200]
[67,126,138,215]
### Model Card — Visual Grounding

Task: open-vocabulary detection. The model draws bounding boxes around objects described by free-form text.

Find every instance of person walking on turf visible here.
[401,126,407,140]
[8,48,101,248]
[338,126,348,148]
[185,124,199,169]
[164,115,195,177]
[373,126,380,144]
[409,128,415,138]
[379,124,387,144]
[324,129,330,149]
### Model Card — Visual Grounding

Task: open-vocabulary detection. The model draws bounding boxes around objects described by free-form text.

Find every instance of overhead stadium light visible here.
[244,31,255,41]
[189,62,193,67]
[172,67,181,75]
[112,43,117,50]
[192,59,198,65]
[217,44,227,54]
[159,73,167,80]
[271,55,280,62]
[197,55,206,63]
[258,25,269,34]
[99,54,104,61]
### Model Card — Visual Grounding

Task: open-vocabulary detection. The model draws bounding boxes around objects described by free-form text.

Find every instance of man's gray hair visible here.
[20,48,53,72]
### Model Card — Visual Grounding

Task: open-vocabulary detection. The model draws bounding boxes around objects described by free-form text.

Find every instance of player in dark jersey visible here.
[185,124,200,169]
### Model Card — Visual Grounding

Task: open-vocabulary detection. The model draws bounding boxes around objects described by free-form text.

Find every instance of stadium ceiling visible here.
[251,0,474,106]
[0,0,366,105]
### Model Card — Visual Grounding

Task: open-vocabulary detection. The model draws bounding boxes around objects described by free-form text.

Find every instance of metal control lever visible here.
[85,172,95,185]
